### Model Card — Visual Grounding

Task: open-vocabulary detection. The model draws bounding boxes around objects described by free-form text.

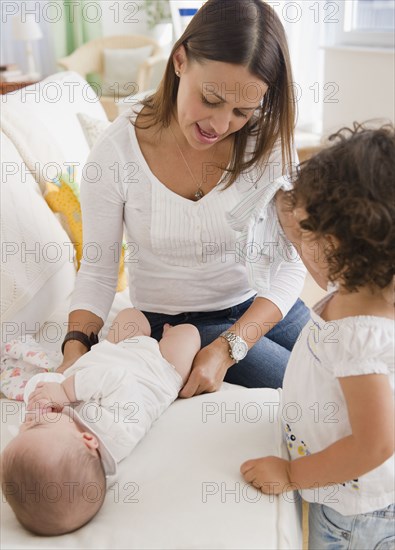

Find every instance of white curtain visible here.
[273,0,328,134]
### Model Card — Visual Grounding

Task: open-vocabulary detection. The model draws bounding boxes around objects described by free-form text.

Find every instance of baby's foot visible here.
[162,323,173,337]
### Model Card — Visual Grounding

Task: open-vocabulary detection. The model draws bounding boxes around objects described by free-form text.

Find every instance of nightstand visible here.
[0,80,39,94]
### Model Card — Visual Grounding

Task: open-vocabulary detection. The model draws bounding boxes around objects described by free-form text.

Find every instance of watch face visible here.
[232,339,248,361]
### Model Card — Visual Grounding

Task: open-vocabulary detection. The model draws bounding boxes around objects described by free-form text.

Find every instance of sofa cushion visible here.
[0,132,76,342]
[102,46,154,97]
[0,71,108,194]
[0,388,302,549]
[77,112,111,148]
[44,171,127,293]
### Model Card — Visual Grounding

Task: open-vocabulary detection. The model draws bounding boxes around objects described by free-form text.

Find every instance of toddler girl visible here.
[241,124,394,549]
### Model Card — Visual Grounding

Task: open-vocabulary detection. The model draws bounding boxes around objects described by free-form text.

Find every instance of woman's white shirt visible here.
[70,106,305,321]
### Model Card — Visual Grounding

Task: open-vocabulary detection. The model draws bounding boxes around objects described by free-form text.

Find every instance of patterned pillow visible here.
[77,112,111,148]
[44,168,127,292]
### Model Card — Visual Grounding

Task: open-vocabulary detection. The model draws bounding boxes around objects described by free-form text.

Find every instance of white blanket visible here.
[0,388,302,549]
[0,291,302,548]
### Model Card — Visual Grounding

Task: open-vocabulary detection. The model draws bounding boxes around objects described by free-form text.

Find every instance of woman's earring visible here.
[175,70,181,77]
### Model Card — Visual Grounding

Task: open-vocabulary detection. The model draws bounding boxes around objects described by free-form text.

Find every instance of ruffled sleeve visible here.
[319,317,394,378]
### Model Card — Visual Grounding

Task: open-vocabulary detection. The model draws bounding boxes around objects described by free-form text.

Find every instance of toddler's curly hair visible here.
[288,123,395,291]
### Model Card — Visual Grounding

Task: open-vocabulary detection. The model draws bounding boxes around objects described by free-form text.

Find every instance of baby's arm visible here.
[241,373,394,493]
[27,376,78,412]
[61,375,78,403]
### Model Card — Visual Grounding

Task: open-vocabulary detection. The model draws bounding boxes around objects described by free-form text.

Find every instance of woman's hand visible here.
[240,456,292,495]
[27,382,70,413]
[179,338,234,398]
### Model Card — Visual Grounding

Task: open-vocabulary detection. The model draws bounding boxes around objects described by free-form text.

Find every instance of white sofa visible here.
[0,72,302,549]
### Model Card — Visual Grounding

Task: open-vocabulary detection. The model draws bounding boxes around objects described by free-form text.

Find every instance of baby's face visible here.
[20,409,76,434]
[14,410,100,457]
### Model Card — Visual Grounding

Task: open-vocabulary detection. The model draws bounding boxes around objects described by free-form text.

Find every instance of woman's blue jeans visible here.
[142,296,310,389]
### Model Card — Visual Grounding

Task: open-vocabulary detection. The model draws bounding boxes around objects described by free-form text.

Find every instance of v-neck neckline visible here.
[128,107,229,206]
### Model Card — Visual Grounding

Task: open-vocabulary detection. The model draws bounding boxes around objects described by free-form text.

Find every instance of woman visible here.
[59,0,310,396]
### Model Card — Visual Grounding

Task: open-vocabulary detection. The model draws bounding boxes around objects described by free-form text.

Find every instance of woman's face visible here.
[173,46,268,149]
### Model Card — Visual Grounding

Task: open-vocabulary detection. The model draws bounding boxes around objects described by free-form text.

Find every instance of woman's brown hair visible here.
[135,0,295,187]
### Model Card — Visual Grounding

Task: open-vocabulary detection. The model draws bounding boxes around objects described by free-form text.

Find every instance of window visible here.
[169,1,205,39]
[337,0,395,47]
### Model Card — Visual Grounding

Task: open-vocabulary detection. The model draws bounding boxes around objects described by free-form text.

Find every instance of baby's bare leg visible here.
[106,308,151,344]
[159,324,201,384]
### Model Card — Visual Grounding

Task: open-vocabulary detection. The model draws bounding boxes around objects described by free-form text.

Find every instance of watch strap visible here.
[61,331,99,355]
[220,331,246,363]
[220,331,241,344]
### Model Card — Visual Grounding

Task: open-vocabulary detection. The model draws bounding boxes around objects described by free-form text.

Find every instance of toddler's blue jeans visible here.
[309,502,395,549]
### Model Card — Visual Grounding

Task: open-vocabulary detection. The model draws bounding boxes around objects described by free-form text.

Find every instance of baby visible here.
[241,124,394,549]
[1,308,200,536]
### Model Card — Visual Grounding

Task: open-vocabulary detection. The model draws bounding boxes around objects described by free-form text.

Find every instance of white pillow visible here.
[77,112,111,148]
[0,71,108,194]
[0,132,76,342]
[102,46,154,97]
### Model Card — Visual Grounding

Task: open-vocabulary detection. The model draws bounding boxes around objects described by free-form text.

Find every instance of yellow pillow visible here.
[45,172,127,292]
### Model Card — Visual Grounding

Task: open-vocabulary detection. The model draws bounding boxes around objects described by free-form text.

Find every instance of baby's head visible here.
[288,124,395,292]
[0,410,106,536]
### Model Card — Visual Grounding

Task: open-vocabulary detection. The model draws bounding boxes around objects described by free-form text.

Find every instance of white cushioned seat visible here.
[0,132,76,342]
[0,72,108,193]
[0,388,302,549]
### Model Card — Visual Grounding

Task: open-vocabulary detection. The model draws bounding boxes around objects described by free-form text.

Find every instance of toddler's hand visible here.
[240,456,292,495]
[27,382,70,413]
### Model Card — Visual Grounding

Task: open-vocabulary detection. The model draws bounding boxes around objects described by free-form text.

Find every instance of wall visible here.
[100,0,148,36]
[100,1,173,55]
[323,46,395,136]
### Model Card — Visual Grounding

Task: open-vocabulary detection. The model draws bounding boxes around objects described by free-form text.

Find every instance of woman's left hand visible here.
[179,338,234,397]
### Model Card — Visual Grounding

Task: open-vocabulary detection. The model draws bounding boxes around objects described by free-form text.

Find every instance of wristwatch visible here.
[220,331,248,363]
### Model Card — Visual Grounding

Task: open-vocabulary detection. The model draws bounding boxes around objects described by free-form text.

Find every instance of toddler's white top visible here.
[70,105,305,322]
[282,294,394,515]
[24,338,182,480]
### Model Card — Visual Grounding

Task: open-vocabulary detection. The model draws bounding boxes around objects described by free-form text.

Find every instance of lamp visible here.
[12,14,43,80]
